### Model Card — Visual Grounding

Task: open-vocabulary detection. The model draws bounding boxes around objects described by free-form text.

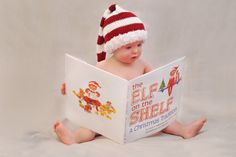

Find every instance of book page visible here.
[65,54,128,144]
[125,57,185,143]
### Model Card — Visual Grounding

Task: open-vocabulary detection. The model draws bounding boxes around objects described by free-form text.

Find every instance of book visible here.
[65,54,185,144]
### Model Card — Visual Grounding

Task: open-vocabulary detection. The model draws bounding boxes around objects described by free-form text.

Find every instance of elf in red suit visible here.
[82,81,102,113]
[167,66,180,96]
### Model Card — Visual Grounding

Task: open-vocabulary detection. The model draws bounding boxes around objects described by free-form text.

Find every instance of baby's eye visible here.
[126,46,132,49]
[137,43,142,47]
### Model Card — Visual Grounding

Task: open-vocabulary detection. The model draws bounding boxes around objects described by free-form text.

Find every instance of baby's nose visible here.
[132,48,138,54]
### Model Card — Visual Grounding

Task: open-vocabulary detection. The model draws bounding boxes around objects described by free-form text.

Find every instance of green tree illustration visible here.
[159,79,166,92]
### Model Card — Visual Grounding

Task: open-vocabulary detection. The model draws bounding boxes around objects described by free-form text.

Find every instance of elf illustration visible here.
[84,81,102,112]
[73,81,102,113]
[98,101,116,120]
[73,81,116,119]
[167,66,181,96]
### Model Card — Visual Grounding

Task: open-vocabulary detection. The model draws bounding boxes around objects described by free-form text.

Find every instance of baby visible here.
[54,4,207,145]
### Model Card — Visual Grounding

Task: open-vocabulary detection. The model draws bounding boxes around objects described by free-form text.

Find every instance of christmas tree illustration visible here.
[159,79,166,92]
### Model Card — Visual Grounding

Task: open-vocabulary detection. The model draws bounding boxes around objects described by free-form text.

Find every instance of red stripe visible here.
[100,17,105,27]
[97,35,104,45]
[97,51,106,62]
[103,12,136,28]
[109,4,116,12]
[104,23,145,43]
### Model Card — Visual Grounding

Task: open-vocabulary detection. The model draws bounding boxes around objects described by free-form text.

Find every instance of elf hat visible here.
[97,4,147,62]
[88,81,101,88]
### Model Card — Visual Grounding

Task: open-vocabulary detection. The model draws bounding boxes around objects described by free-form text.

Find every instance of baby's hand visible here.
[61,83,66,95]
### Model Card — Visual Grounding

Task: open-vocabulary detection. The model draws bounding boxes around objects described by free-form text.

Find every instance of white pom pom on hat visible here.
[96,4,147,62]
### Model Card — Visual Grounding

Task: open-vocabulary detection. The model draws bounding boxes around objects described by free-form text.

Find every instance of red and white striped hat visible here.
[97,4,147,62]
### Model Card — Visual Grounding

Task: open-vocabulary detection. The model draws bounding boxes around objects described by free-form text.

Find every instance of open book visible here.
[65,54,185,144]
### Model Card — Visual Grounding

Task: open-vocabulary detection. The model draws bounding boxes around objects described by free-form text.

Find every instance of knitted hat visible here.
[97,4,147,62]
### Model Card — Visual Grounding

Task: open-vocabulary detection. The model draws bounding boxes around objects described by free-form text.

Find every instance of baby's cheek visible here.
[123,55,133,62]
[123,55,131,59]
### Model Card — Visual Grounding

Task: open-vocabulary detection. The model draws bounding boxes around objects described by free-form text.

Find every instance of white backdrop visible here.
[0,0,236,156]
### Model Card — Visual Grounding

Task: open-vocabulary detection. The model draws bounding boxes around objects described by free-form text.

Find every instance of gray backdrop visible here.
[0,0,235,156]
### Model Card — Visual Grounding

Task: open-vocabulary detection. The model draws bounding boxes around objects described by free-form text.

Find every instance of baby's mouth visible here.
[131,56,138,59]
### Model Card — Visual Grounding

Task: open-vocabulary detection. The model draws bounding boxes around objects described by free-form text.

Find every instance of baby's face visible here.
[112,41,143,64]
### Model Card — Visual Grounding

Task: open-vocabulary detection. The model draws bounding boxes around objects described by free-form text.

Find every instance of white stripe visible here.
[103,17,143,36]
[98,27,103,36]
[97,44,104,52]
[102,8,111,18]
[104,30,147,53]
[98,6,126,36]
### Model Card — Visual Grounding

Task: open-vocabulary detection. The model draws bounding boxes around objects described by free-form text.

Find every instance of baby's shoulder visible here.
[138,57,153,73]
[138,57,147,65]
[138,57,151,67]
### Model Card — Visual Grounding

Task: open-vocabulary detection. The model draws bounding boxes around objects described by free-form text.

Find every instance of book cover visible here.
[65,54,185,144]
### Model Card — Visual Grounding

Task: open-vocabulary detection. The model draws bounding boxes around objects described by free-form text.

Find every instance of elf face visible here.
[89,84,97,91]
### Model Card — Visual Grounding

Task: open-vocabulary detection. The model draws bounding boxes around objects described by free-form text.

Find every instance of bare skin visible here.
[55,41,207,145]
[54,121,96,144]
